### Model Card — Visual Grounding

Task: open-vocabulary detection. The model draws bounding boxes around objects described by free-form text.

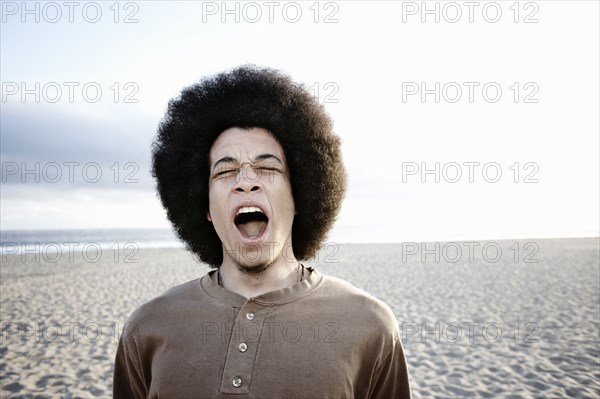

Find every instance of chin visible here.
[223,241,272,274]
[236,259,271,275]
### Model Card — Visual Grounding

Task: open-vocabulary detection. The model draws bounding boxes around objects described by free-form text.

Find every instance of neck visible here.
[218,254,302,298]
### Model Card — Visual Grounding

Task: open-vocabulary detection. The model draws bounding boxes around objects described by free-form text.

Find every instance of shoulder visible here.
[309,272,404,373]
[125,277,204,327]
[315,273,400,335]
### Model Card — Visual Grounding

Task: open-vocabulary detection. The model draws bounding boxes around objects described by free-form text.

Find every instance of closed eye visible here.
[216,169,238,176]
[212,169,239,180]
[257,166,281,172]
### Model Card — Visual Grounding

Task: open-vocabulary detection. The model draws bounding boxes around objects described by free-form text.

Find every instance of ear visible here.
[207,212,212,222]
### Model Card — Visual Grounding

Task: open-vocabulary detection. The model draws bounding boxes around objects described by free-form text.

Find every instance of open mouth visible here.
[234,206,268,239]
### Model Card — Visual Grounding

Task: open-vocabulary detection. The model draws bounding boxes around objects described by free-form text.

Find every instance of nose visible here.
[234,163,262,193]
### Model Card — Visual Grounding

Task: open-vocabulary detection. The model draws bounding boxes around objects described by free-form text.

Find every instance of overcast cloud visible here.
[1,1,598,241]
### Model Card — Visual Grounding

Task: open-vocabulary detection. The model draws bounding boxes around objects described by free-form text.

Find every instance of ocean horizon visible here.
[1,228,598,258]
[0,228,183,255]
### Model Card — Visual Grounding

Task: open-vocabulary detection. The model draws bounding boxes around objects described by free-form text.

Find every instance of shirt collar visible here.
[200,266,322,307]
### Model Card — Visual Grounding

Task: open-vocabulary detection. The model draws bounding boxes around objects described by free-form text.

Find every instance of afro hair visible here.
[152,65,347,267]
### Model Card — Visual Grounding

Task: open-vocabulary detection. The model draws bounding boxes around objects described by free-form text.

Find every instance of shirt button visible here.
[246,312,254,321]
[232,376,243,388]
[239,342,248,352]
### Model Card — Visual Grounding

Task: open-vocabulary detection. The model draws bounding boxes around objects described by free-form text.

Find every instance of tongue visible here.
[238,221,266,238]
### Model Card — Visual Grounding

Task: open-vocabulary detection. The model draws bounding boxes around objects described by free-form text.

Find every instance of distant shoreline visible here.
[1,229,598,256]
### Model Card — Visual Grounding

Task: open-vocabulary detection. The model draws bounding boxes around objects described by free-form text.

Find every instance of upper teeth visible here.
[237,206,263,215]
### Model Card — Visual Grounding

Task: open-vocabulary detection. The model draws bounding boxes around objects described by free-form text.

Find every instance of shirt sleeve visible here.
[113,330,147,399]
[369,334,412,399]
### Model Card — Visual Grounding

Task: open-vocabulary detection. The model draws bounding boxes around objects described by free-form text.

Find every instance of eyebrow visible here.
[211,153,284,172]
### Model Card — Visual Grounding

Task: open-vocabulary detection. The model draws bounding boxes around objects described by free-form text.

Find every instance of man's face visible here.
[207,127,296,273]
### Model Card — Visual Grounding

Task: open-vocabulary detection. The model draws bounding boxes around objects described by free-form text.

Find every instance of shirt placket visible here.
[219,299,269,395]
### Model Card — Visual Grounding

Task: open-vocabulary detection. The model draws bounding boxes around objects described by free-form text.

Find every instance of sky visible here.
[1,0,599,243]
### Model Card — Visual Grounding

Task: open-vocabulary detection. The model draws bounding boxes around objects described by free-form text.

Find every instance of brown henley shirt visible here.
[113,267,411,398]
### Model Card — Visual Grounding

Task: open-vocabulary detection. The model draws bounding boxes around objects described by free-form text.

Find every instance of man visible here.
[113,65,411,398]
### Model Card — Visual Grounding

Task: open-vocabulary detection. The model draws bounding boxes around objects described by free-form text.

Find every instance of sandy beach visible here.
[1,238,598,398]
